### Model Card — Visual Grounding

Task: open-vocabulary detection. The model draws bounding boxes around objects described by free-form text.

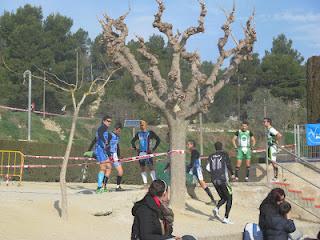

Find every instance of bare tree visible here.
[100,0,256,209]
[29,67,119,220]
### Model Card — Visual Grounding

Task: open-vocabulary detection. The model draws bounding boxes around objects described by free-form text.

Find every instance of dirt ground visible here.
[0,181,319,240]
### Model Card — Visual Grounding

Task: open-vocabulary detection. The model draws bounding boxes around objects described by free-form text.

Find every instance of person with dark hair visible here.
[131,120,161,187]
[207,141,235,224]
[232,121,256,182]
[131,180,197,240]
[94,115,113,193]
[259,188,286,237]
[186,140,216,205]
[263,117,282,181]
[104,122,125,191]
[264,201,296,240]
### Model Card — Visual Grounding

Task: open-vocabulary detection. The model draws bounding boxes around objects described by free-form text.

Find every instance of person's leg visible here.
[148,158,156,180]
[221,183,233,219]
[213,184,226,219]
[139,159,148,185]
[235,160,241,181]
[199,180,215,203]
[269,146,278,180]
[115,163,124,191]
[97,163,106,190]
[245,159,251,181]
[103,162,112,190]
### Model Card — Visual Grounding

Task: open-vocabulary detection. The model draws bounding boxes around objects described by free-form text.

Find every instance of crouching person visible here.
[131,180,197,240]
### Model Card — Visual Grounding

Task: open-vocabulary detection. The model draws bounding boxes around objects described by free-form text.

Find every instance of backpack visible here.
[243,223,263,240]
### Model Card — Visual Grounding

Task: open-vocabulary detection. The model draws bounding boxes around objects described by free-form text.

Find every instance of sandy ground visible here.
[0,181,319,240]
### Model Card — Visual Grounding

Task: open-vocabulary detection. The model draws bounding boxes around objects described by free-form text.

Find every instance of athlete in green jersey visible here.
[232,121,256,182]
[263,117,282,181]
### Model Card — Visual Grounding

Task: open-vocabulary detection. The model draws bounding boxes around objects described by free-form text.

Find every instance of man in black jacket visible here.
[207,142,235,224]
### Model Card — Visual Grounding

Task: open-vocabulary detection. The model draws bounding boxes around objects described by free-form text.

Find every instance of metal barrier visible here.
[0,150,25,184]
[294,124,320,160]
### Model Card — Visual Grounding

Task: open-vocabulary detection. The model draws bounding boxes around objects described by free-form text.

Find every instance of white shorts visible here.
[268,145,278,162]
[111,152,121,168]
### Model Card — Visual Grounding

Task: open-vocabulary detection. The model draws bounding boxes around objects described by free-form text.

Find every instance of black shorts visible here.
[139,158,153,167]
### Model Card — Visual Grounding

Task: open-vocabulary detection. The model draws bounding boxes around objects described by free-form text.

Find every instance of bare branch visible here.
[180,0,207,47]
[153,0,178,47]
[136,36,168,97]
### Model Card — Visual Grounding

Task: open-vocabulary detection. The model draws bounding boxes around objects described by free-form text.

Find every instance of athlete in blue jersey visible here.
[131,120,160,186]
[94,115,112,193]
[186,140,216,205]
[104,122,125,191]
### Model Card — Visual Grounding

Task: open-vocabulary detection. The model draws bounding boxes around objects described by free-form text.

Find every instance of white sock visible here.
[141,172,148,184]
[150,170,156,181]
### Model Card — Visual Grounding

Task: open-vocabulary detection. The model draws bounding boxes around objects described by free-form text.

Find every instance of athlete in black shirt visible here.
[207,141,235,224]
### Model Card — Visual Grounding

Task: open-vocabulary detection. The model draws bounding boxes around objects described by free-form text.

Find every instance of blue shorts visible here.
[95,146,108,163]
[192,167,204,181]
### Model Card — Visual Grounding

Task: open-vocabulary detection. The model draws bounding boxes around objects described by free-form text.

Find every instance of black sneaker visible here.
[115,186,125,192]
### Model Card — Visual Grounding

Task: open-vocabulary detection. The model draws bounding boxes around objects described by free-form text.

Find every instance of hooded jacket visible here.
[131,193,174,240]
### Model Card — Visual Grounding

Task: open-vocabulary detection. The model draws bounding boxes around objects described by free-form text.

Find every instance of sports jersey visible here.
[95,124,109,149]
[207,151,233,184]
[235,130,253,148]
[266,127,279,146]
[108,131,120,155]
[131,130,160,152]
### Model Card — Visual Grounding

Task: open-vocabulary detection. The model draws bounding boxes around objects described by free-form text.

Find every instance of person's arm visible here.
[150,131,161,151]
[250,131,256,148]
[117,144,120,158]
[225,152,234,176]
[98,125,108,145]
[131,133,139,150]
[137,208,172,240]
[276,132,282,144]
[232,131,238,149]
[105,132,113,157]
[283,219,296,234]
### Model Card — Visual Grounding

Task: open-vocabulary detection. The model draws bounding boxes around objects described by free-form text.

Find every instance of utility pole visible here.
[23,70,32,141]
[43,71,46,119]
[197,86,204,155]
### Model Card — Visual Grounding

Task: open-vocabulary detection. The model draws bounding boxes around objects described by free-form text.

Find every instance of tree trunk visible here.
[307,56,320,123]
[59,106,80,220]
[168,118,188,210]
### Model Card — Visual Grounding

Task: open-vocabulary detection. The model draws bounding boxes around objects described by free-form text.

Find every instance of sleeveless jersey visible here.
[138,131,150,152]
[109,132,120,153]
[266,127,278,146]
[237,130,252,148]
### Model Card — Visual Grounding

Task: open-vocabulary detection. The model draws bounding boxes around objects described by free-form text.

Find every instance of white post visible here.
[23,70,32,141]
[43,71,46,119]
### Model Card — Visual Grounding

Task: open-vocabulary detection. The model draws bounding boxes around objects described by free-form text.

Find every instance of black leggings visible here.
[214,183,233,218]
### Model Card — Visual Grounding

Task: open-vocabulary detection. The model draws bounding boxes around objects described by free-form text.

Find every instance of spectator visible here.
[131,179,197,240]
[264,201,296,240]
[259,188,286,237]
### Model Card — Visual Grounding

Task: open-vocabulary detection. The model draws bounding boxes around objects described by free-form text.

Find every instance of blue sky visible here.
[1,0,319,62]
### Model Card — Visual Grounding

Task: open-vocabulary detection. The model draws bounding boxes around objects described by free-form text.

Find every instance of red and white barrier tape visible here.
[1,150,184,169]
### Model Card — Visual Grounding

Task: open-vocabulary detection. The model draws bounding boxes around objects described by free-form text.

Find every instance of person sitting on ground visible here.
[131,179,197,240]
[264,201,296,240]
[259,188,286,238]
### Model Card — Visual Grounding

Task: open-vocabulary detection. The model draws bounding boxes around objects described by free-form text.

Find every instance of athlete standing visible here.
[105,122,125,191]
[207,142,235,224]
[94,115,112,193]
[232,121,256,182]
[131,120,161,186]
[264,118,282,182]
[186,140,216,205]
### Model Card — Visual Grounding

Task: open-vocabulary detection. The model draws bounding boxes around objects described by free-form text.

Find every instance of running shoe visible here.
[116,186,125,192]
[96,187,104,194]
[222,217,233,224]
[244,177,249,182]
[271,177,279,182]
[234,177,239,182]
[212,207,221,219]
[103,187,109,193]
